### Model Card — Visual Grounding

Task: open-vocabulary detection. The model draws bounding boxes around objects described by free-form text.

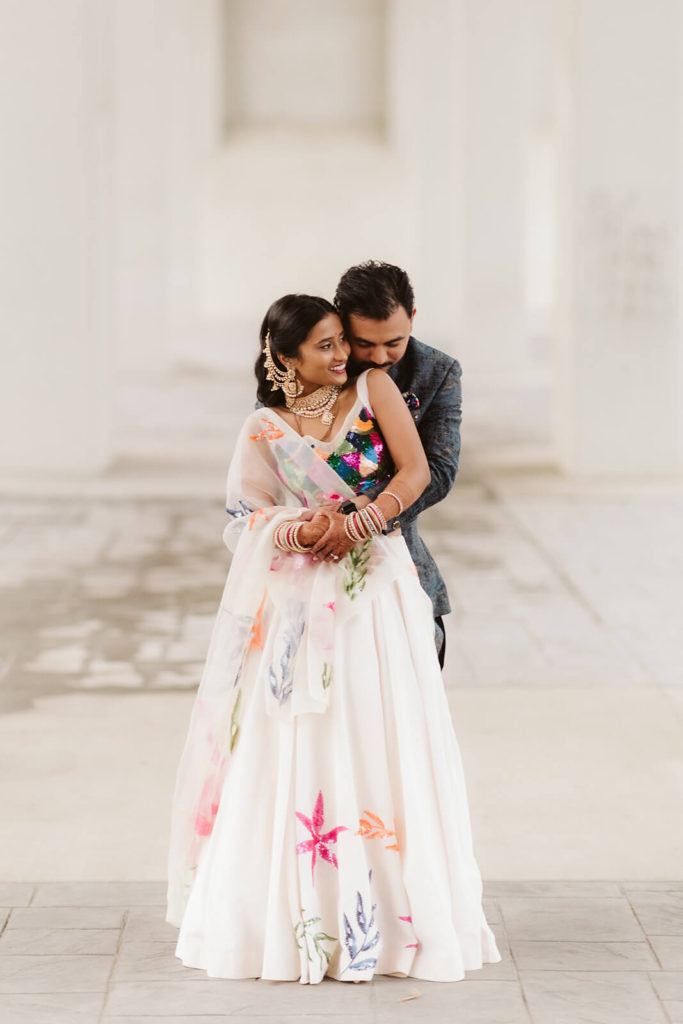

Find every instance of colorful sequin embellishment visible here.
[319,406,393,495]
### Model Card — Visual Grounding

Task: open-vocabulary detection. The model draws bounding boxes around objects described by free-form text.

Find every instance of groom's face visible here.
[346,306,415,373]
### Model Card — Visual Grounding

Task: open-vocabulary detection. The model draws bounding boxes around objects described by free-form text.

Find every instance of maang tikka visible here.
[263,330,304,403]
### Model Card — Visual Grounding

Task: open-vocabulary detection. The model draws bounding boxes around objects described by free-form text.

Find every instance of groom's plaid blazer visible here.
[384,336,462,619]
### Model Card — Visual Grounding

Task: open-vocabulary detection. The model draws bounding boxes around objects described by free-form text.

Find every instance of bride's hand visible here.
[298,515,330,547]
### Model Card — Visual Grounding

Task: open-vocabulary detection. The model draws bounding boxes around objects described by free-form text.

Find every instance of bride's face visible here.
[284,314,350,392]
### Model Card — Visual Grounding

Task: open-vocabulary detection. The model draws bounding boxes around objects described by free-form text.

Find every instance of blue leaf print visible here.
[267,607,304,706]
[356,891,367,934]
[343,913,358,960]
[350,958,378,971]
[342,871,381,975]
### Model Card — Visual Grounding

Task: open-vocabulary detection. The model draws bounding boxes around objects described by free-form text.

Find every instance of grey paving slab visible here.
[622,881,683,893]
[482,898,501,925]
[0,927,120,954]
[499,897,645,942]
[664,1001,683,1024]
[33,881,166,907]
[373,977,530,1023]
[627,892,683,935]
[510,939,659,971]
[649,971,683,1000]
[0,884,34,907]
[648,935,683,969]
[484,881,621,898]
[8,906,126,929]
[0,992,105,1023]
[520,969,667,1024]
[0,908,9,930]
[465,931,516,981]
[0,952,114,993]
[106,977,375,1016]
[104,1018,375,1024]
[112,941,202,982]
[122,907,179,942]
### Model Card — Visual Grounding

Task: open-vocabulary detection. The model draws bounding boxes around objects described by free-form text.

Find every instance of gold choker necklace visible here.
[286,384,342,424]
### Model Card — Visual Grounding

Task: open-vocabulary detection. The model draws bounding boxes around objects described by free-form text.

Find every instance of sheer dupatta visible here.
[166,409,420,925]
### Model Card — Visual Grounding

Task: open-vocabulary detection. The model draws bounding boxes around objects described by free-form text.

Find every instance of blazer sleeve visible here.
[398,359,462,526]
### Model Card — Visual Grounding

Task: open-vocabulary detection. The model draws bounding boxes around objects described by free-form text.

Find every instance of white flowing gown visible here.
[167,372,500,984]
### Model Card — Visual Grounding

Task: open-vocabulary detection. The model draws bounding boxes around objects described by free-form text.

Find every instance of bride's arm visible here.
[307,371,430,560]
[364,369,430,521]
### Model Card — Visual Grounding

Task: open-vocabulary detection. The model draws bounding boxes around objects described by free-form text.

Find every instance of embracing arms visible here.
[398,359,461,526]
[304,370,430,559]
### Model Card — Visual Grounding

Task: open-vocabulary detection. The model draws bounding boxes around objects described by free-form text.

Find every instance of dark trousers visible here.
[435,615,446,669]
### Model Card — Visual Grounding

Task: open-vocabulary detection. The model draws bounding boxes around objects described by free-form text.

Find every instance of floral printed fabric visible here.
[167,377,501,983]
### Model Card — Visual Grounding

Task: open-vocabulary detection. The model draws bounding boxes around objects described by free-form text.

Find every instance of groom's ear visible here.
[410,307,417,328]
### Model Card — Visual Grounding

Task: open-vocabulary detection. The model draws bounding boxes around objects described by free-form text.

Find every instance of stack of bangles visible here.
[343,490,404,543]
[273,521,309,553]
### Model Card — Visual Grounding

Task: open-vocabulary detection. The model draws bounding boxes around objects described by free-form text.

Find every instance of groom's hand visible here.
[308,511,356,562]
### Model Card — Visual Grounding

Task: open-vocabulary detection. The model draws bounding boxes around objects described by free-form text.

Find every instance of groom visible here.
[315,260,462,667]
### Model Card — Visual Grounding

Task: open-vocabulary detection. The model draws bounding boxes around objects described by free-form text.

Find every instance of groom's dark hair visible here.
[334,260,415,324]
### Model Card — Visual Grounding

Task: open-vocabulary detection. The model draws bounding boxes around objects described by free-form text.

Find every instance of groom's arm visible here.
[396,359,462,527]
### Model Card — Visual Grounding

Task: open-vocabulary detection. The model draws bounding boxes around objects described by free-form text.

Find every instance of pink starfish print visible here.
[295,790,348,883]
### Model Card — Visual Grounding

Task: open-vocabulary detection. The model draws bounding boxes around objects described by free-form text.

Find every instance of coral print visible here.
[249,418,285,442]
[356,810,400,851]
[295,790,348,883]
[398,914,419,949]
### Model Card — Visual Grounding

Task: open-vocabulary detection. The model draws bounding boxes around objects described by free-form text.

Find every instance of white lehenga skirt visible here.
[171,558,500,984]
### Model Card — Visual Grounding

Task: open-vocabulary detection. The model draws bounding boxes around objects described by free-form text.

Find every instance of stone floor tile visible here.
[482,898,501,926]
[0,927,120,955]
[465,931,516,981]
[112,941,202,982]
[520,969,667,1023]
[0,953,114,993]
[628,892,683,935]
[622,881,683,894]
[499,897,644,942]
[104,1018,375,1024]
[0,908,9,930]
[484,881,621,898]
[122,908,179,942]
[0,992,105,1023]
[8,906,125,930]
[510,939,658,971]
[649,971,683,1000]
[0,883,34,907]
[33,881,166,907]
[648,935,683,969]
[106,977,375,1016]
[373,977,529,1023]
[663,1001,683,1024]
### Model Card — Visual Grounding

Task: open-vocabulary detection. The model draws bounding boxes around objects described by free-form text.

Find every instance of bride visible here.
[166,294,500,984]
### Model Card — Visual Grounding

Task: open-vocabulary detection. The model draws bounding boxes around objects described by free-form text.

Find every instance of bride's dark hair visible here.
[255,294,337,407]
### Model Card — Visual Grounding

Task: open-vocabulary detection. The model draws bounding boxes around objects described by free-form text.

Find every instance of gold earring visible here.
[264,331,304,401]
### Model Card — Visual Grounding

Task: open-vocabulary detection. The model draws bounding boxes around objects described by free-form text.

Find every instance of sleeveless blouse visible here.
[303,371,394,496]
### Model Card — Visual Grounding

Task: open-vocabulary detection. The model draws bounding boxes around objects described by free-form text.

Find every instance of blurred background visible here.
[0,0,682,886]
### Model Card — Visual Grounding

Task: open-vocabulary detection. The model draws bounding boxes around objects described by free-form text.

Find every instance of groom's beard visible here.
[347,356,394,375]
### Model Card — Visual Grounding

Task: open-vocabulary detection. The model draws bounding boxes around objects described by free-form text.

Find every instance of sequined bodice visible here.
[313,403,394,496]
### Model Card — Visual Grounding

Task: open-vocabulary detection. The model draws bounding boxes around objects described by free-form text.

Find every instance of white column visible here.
[113,0,169,374]
[554,0,683,476]
[461,0,528,376]
[388,0,466,355]
[0,0,114,474]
